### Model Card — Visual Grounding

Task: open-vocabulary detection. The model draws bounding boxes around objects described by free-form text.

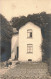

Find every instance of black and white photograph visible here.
[0,0,51,79]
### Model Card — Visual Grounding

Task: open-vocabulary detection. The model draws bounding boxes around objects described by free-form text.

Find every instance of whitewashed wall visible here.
[19,22,43,62]
[11,34,19,60]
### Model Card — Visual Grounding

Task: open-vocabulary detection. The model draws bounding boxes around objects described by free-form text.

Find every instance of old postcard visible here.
[0,0,51,79]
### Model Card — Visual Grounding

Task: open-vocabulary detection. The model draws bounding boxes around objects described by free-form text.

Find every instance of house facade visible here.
[11,22,43,62]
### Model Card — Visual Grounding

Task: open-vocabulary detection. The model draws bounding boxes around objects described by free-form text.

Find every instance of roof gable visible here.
[19,22,40,30]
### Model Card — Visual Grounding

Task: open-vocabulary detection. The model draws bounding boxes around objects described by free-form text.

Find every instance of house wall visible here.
[19,22,43,62]
[11,34,19,60]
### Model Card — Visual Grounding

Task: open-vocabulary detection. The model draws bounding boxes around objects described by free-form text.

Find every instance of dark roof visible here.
[13,32,18,35]
[12,28,18,35]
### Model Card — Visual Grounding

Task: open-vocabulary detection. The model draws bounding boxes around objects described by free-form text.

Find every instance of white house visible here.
[11,22,43,62]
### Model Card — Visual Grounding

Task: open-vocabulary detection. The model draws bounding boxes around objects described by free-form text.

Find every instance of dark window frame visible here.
[27,29,32,38]
[27,44,33,53]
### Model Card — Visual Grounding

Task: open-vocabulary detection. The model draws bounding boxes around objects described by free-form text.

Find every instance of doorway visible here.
[17,47,19,60]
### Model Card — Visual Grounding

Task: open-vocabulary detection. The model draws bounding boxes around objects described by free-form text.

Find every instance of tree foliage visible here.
[0,14,13,42]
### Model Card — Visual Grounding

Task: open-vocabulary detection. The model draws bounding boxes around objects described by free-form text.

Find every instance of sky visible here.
[0,0,51,21]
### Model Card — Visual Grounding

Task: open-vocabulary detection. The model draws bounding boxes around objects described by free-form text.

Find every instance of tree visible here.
[0,14,13,41]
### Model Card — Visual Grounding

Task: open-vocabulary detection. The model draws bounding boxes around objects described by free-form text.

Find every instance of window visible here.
[27,29,32,38]
[27,44,33,53]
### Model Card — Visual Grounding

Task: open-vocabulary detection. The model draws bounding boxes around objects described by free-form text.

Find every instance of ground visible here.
[0,61,51,79]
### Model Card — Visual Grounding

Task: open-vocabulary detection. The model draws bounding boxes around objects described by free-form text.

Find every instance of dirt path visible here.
[0,62,51,79]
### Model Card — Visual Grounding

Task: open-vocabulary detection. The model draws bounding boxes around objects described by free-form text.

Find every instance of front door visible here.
[17,47,19,60]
